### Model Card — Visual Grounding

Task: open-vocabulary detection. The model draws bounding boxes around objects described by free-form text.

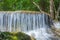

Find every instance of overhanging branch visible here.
[33,2,42,12]
[30,0,42,13]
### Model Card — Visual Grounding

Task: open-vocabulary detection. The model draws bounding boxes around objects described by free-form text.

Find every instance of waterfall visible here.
[0,12,58,40]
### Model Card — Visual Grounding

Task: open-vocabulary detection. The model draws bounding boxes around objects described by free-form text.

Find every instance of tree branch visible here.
[33,2,41,11]
[30,0,51,17]
[32,2,43,13]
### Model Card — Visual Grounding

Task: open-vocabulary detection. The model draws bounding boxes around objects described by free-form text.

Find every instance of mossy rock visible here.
[0,32,31,40]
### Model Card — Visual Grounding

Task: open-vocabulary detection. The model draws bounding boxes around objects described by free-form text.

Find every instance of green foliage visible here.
[0,0,60,12]
[39,0,50,12]
[0,0,39,11]
[54,0,60,10]
[0,32,31,40]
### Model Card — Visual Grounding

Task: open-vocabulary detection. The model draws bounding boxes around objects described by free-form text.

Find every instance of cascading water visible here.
[0,12,59,40]
[54,22,60,29]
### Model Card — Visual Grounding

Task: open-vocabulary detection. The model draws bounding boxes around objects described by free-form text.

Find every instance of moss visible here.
[16,32,31,40]
[0,32,31,40]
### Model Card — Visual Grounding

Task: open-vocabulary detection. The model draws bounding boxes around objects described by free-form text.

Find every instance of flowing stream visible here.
[0,12,59,40]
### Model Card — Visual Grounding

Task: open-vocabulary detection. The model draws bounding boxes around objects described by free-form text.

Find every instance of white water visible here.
[54,22,60,29]
[0,12,59,40]
[25,28,53,40]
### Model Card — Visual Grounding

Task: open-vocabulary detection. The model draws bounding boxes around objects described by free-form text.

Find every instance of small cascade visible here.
[0,12,56,40]
[54,22,60,29]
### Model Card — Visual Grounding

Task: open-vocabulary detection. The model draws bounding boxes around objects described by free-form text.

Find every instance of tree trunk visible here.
[56,3,60,21]
[50,0,55,19]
